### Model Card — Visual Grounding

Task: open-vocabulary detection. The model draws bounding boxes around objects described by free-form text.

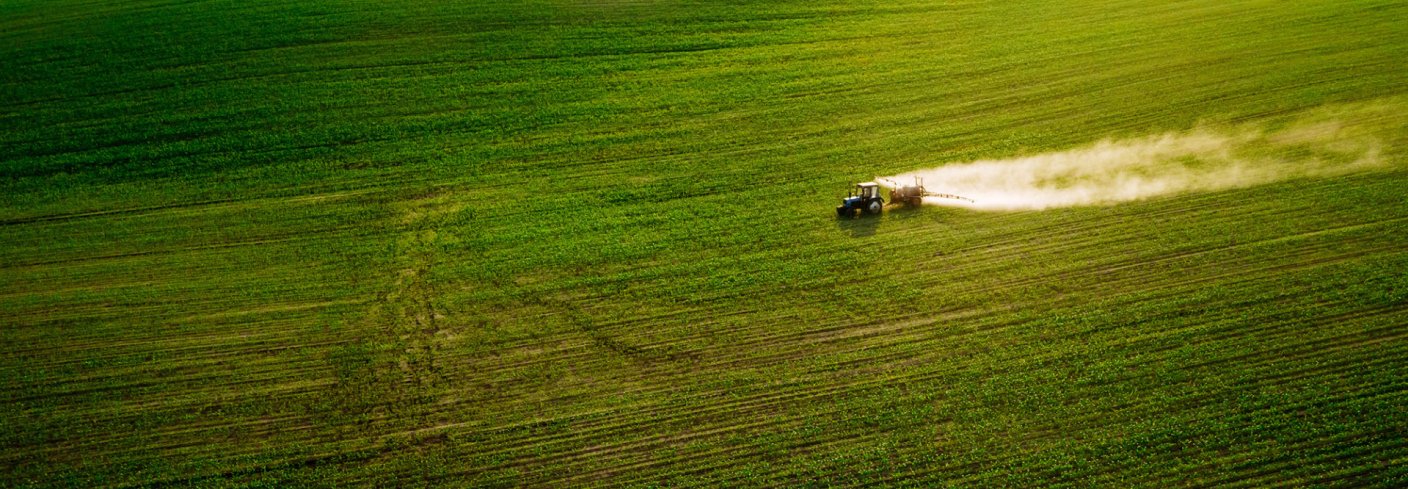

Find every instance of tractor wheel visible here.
[836,206,850,218]
[866,200,883,215]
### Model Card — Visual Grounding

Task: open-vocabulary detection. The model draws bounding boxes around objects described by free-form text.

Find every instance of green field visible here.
[3,0,1407,486]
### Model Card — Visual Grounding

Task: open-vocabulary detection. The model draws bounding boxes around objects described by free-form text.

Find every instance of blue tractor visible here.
[836,182,885,217]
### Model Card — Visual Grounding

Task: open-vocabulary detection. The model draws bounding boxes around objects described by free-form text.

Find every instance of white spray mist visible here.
[881,117,1387,211]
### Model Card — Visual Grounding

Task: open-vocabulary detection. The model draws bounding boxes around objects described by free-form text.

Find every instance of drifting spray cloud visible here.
[881,116,1390,211]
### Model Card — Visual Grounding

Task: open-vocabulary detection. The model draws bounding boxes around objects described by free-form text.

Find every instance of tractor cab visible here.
[837,182,885,217]
[856,182,880,200]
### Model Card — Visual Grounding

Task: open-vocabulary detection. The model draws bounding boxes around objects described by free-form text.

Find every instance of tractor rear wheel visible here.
[866,200,883,215]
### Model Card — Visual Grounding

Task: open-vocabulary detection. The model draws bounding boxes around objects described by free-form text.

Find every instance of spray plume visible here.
[880,115,1390,211]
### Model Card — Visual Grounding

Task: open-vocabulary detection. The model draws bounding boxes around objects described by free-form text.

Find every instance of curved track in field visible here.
[2,0,1407,486]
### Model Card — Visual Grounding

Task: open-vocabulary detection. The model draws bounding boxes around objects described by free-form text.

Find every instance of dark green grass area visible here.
[3,0,1407,486]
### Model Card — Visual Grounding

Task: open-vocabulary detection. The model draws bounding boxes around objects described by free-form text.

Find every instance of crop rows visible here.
[3,0,1407,486]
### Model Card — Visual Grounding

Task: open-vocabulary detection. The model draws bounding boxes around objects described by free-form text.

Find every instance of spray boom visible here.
[879,176,974,206]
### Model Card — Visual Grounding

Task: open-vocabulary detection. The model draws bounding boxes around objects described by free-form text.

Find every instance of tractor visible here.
[836,182,885,217]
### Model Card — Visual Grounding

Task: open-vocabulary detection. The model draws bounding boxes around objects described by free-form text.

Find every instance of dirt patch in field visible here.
[881,103,1400,211]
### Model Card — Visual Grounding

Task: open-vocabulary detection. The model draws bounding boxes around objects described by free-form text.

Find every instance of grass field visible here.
[3,0,1407,486]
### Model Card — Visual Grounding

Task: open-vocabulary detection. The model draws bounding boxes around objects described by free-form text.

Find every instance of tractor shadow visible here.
[835,205,931,237]
[834,213,881,237]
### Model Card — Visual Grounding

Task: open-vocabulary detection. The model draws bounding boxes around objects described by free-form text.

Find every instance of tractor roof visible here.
[858,182,879,187]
